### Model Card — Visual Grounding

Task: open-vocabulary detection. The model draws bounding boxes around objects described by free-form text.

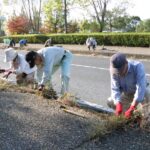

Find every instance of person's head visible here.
[26,51,42,68]
[4,48,18,62]
[110,53,128,77]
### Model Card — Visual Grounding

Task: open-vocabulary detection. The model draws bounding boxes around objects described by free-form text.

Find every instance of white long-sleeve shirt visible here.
[9,54,36,75]
[36,47,65,85]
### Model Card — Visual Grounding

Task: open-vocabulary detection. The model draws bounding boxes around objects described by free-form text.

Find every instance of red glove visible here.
[115,102,123,116]
[124,105,135,118]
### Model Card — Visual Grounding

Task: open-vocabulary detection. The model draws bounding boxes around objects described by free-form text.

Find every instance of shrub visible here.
[0,33,150,47]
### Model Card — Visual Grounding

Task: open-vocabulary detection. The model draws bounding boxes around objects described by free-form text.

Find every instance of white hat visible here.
[4,48,18,62]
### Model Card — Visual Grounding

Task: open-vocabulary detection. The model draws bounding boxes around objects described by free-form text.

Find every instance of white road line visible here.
[72,64,109,71]
[146,74,150,77]
[72,64,150,77]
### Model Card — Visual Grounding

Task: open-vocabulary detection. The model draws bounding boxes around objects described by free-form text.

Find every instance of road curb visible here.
[75,98,114,114]
[70,50,150,59]
[1,45,150,59]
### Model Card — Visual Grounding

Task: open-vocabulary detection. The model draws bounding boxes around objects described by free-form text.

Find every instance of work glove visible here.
[124,105,135,118]
[3,71,12,79]
[115,102,123,116]
[38,84,45,91]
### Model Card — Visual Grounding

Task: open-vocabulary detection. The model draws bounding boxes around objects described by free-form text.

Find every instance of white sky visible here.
[128,0,150,20]
[70,0,150,21]
[0,0,150,20]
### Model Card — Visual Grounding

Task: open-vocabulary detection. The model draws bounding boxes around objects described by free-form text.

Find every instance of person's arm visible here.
[133,63,146,104]
[111,74,123,115]
[125,63,146,118]
[111,74,121,104]
[40,54,54,86]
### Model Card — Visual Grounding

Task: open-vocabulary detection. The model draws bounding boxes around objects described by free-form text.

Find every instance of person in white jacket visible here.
[25,46,73,94]
[86,37,97,51]
[3,48,36,84]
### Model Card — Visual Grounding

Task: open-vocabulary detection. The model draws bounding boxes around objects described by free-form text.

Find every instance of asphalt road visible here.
[0,50,150,107]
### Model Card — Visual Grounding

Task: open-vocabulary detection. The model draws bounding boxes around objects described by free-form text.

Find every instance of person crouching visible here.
[107,53,150,119]
[3,48,36,85]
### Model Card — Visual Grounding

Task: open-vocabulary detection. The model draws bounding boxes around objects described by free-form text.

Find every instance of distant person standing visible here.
[86,37,97,51]
[19,39,27,48]
[44,38,52,47]
[8,39,16,48]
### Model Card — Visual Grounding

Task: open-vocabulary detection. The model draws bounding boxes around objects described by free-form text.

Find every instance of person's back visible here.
[9,39,16,47]
[91,38,97,50]
[19,39,27,47]
[38,46,65,66]
[44,38,52,47]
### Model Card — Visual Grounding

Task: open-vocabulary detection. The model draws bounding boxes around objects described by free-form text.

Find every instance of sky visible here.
[0,0,150,20]
[70,0,150,21]
[128,0,150,20]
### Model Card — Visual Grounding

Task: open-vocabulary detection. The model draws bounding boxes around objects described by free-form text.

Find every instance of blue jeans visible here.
[61,50,73,94]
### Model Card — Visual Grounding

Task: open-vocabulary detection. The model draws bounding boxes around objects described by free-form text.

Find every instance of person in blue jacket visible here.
[19,39,27,47]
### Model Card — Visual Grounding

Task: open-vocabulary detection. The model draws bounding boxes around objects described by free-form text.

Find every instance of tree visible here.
[113,16,130,30]
[21,0,42,33]
[7,15,30,34]
[78,0,110,32]
[3,0,43,33]
[79,20,100,32]
[67,21,79,33]
[63,0,77,33]
[43,0,64,33]
[136,19,150,32]
[64,0,67,33]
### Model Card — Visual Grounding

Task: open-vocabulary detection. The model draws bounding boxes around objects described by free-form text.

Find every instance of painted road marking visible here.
[72,64,150,77]
[72,64,109,71]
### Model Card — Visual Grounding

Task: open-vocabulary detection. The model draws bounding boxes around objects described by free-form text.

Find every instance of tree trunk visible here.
[100,0,107,32]
[91,0,108,32]
[92,0,102,32]
[64,0,67,33]
[27,0,35,32]
[37,0,42,33]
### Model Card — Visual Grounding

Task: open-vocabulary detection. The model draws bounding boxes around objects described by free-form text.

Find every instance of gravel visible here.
[76,128,150,150]
[0,91,97,150]
[0,91,150,150]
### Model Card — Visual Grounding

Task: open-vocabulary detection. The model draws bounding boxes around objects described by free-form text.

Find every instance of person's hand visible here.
[124,105,135,118]
[3,71,12,79]
[115,102,123,116]
[38,84,45,91]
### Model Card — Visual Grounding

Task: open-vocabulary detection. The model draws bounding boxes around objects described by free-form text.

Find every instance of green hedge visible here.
[0,33,150,47]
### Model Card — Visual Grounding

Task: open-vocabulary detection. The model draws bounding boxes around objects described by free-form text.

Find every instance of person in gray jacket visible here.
[86,37,97,51]
[25,46,73,94]
[107,53,150,118]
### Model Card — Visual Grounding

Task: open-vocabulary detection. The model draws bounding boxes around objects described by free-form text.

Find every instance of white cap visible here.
[4,48,18,62]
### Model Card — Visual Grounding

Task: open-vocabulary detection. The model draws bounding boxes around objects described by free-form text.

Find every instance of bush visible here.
[0,33,150,47]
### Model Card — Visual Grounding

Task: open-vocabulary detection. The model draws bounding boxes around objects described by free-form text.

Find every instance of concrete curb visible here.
[71,50,150,59]
[75,98,114,114]
[1,45,150,59]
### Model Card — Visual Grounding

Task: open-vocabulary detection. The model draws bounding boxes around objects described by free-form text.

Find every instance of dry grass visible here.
[0,79,149,140]
[58,93,77,107]
[0,79,58,100]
